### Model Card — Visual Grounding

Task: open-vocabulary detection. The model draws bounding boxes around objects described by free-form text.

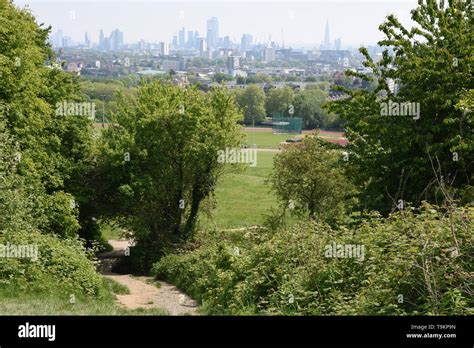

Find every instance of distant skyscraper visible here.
[334,37,342,51]
[99,29,104,48]
[172,35,178,49]
[199,38,208,57]
[240,33,252,52]
[103,37,111,50]
[322,20,331,50]
[187,31,194,48]
[84,32,91,48]
[206,17,219,49]
[262,47,275,62]
[193,30,200,49]
[54,29,63,48]
[227,55,241,70]
[109,29,123,50]
[178,27,185,48]
[62,36,71,48]
[223,36,231,49]
[159,42,169,56]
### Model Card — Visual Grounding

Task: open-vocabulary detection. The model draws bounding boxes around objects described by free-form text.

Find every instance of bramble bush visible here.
[0,228,104,297]
[0,119,103,298]
[152,204,473,315]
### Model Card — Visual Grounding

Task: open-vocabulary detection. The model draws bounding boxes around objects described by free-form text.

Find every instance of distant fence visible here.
[272,113,302,134]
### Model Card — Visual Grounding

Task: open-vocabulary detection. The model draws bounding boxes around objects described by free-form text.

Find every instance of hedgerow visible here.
[153,204,473,315]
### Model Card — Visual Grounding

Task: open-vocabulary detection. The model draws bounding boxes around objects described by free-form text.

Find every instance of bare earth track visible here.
[99,240,198,315]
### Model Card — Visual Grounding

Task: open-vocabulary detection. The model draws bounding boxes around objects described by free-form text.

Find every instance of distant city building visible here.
[51,29,63,48]
[319,50,351,62]
[334,38,342,51]
[84,32,91,48]
[262,47,276,63]
[159,42,169,56]
[342,57,350,67]
[179,27,185,48]
[103,37,111,50]
[187,31,194,48]
[199,38,208,58]
[99,29,104,48]
[240,33,252,52]
[217,48,234,58]
[65,62,80,74]
[321,20,332,50]
[172,35,178,49]
[227,55,241,70]
[106,29,124,51]
[223,36,231,49]
[62,36,72,48]
[206,17,219,49]
[193,30,199,49]
[162,60,182,72]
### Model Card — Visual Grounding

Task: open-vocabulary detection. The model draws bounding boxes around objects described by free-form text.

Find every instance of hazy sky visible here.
[16,0,418,48]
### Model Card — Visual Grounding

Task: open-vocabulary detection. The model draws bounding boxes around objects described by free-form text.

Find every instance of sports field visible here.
[200,128,346,229]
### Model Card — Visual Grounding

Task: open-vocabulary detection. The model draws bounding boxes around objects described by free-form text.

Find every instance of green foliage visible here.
[269,137,356,224]
[153,204,473,315]
[245,73,272,84]
[0,0,94,238]
[93,82,244,270]
[327,0,474,213]
[293,88,331,129]
[235,85,267,124]
[213,72,234,83]
[103,277,130,295]
[0,228,104,296]
[265,87,294,116]
[0,0,110,303]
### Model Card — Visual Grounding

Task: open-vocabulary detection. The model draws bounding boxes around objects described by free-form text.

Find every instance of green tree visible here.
[235,84,267,125]
[0,0,93,238]
[94,82,243,270]
[293,88,330,129]
[328,0,474,213]
[265,87,294,116]
[269,137,355,224]
[213,72,234,83]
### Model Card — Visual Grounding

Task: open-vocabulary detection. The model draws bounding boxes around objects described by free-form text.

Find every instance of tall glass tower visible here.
[206,17,219,49]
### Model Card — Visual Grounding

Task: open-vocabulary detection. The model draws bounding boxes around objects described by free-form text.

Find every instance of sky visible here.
[16,0,418,49]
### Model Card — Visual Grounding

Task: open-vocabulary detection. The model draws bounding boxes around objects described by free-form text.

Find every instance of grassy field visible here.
[0,278,167,315]
[200,150,278,229]
[100,129,313,235]
[244,130,295,149]
[243,128,345,148]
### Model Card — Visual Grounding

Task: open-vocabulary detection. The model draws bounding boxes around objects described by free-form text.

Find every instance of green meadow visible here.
[200,130,306,230]
[200,150,278,229]
[243,130,298,149]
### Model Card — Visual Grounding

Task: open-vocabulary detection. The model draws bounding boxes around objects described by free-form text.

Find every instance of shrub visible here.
[0,227,104,297]
[152,204,473,315]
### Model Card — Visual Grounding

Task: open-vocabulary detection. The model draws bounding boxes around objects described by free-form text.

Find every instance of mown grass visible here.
[0,277,167,315]
[244,130,297,149]
[243,128,345,148]
[200,151,285,229]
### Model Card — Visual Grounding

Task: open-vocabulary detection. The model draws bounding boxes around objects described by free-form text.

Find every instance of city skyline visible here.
[17,1,417,49]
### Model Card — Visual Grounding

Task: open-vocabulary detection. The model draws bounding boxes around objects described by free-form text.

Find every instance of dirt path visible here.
[99,240,198,315]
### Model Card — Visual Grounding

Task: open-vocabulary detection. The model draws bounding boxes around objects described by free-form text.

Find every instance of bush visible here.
[152,204,473,315]
[269,137,356,225]
[0,227,104,297]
